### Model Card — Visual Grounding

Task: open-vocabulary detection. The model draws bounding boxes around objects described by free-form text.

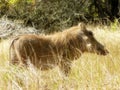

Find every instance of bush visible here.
[0,0,91,33]
[0,0,119,33]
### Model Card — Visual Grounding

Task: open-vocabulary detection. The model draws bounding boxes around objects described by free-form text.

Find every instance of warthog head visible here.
[79,23,109,55]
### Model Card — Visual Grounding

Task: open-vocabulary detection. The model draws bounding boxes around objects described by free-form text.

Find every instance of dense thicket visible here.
[0,0,120,33]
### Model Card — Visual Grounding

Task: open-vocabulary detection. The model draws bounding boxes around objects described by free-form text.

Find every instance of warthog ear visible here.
[78,23,86,31]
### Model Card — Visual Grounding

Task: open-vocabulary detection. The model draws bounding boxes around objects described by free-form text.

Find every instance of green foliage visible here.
[27,0,91,33]
[0,0,9,16]
[9,0,18,4]
[0,0,119,33]
[110,19,119,31]
[0,0,91,33]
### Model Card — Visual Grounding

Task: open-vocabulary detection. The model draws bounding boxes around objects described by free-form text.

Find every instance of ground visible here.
[0,24,120,90]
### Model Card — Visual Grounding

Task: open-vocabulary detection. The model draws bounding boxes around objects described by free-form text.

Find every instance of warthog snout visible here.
[96,45,109,55]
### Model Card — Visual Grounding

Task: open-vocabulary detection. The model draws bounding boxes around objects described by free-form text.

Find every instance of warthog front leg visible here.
[59,60,71,76]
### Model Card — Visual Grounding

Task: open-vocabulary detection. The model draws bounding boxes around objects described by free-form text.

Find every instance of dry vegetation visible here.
[0,24,120,90]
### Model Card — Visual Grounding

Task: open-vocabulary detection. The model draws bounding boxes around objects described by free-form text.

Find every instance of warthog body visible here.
[9,23,108,75]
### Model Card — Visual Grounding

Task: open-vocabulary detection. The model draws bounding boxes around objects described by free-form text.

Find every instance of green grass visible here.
[0,25,120,90]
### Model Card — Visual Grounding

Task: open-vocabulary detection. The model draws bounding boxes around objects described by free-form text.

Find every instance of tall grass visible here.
[0,25,120,90]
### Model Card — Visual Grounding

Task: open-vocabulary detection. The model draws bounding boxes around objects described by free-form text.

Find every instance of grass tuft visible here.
[0,25,120,90]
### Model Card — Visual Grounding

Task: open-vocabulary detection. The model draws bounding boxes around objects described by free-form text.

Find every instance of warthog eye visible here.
[88,31,93,36]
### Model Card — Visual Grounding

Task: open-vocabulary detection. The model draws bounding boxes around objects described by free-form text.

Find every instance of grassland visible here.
[0,25,120,90]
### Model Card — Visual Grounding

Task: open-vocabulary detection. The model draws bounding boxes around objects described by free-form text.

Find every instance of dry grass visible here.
[0,25,120,90]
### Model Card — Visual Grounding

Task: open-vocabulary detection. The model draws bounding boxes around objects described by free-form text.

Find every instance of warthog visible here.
[9,23,109,75]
